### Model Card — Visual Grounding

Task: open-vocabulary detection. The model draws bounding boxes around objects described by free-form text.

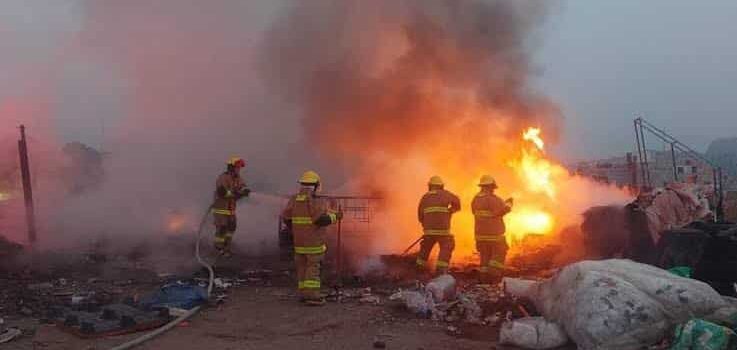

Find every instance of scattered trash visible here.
[425,274,456,302]
[360,295,382,305]
[446,325,461,336]
[213,278,233,289]
[457,294,482,324]
[0,327,22,344]
[51,303,169,338]
[499,317,568,349]
[504,259,728,350]
[484,313,501,326]
[391,290,435,318]
[72,294,91,305]
[671,319,735,350]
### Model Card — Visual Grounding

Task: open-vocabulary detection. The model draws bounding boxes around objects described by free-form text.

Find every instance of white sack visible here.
[504,259,726,350]
[499,317,569,349]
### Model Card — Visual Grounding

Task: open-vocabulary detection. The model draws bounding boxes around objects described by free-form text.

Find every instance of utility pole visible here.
[18,125,37,245]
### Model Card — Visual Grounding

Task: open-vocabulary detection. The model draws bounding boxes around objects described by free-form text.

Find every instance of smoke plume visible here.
[261,0,588,258]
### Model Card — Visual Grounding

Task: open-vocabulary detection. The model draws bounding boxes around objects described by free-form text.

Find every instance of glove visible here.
[335,211,344,221]
[314,214,333,227]
[282,219,292,230]
[505,197,514,207]
[239,187,251,198]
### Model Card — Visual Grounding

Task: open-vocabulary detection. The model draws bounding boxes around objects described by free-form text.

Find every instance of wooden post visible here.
[18,125,37,245]
[335,203,343,287]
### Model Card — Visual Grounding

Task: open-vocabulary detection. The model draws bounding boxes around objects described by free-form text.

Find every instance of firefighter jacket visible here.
[212,172,248,216]
[281,189,339,254]
[417,189,461,236]
[471,190,511,241]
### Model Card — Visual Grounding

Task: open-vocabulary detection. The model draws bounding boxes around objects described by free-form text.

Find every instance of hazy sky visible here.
[2,1,736,161]
[536,1,737,160]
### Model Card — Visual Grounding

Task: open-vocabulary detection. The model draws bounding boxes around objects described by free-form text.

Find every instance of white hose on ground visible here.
[109,205,216,350]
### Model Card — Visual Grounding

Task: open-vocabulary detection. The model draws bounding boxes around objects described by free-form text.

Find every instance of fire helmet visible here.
[299,170,321,185]
[428,176,444,186]
[478,175,497,187]
[227,157,246,168]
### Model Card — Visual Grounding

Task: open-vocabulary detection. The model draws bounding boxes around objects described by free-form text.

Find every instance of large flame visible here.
[504,127,561,244]
[370,122,632,265]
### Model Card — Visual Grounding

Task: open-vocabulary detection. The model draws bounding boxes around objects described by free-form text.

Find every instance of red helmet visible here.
[227,157,245,168]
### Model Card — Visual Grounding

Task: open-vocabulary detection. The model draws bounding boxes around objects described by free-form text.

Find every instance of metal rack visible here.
[634,117,725,220]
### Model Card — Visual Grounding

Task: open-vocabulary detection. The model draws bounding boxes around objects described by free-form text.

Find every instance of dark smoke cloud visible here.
[260,0,568,257]
[261,0,561,163]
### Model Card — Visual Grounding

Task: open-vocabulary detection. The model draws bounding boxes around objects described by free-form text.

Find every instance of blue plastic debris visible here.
[140,284,208,310]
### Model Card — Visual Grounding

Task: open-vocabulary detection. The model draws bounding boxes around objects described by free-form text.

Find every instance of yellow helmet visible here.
[299,170,321,185]
[479,174,497,187]
[227,157,245,168]
[428,175,444,186]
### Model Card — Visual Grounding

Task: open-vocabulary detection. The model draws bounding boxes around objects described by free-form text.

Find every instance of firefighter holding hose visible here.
[212,157,250,257]
[416,176,461,275]
[472,175,513,283]
[281,170,341,306]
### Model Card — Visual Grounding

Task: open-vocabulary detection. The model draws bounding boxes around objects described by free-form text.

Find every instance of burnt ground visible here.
[0,239,573,350]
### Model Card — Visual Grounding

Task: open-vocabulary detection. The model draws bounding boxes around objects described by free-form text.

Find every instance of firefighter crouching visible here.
[472,175,513,283]
[281,170,341,306]
[212,157,250,257]
[416,176,461,275]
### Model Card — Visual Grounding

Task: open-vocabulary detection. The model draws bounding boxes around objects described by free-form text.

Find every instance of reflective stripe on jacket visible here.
[281,188,337,253]
[417,189,461,235]
[471,191,510,239]
[213,172,245,214]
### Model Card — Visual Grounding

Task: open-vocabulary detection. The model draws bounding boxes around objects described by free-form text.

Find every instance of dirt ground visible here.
[6,285,509,350]
[0,242,564,350]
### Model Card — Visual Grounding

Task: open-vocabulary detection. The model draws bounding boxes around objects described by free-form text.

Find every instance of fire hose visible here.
[401,235,425,256]
[108,204,216,350]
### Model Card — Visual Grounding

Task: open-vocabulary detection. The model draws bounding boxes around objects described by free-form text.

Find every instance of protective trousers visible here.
[476,238,508,277]
[214,214,237,252]
[295,253,324,300]
[416,235,455,274]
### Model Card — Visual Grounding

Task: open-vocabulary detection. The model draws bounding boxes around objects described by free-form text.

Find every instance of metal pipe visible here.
[335,204,343,286]
[670,143,678,182]
[634,119,646,190]
[639,124,652,187]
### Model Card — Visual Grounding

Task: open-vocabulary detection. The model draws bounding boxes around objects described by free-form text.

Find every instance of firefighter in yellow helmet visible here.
[472,175,513,283]
[416,176,461,275]
[281,170,341,306]
[212,157,250,257]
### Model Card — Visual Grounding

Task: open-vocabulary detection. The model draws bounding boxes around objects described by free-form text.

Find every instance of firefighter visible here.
[212,157,250,257]
[281,170,341,306]
[416,176,461,275]
[472,175,513,283]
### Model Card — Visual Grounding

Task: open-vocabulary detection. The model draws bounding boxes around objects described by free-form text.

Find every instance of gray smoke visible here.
[261,0,561,166]
[0,1,317,260]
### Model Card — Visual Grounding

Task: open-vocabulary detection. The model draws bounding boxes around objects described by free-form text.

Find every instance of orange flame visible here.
[503,127,561,244]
